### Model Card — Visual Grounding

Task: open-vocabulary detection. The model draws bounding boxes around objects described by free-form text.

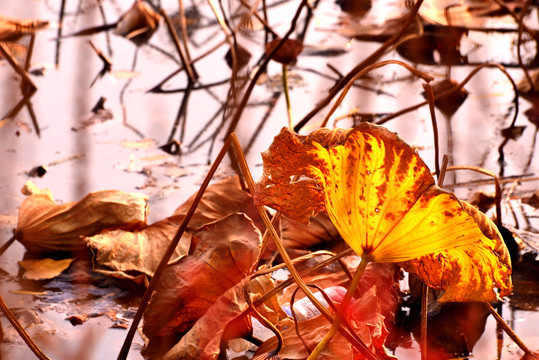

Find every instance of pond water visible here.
[1,0,538,359]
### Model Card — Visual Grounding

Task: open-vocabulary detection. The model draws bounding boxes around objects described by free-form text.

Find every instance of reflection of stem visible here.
[485,302,534,355]
[444,114,456,184]
[420,284,428,360]
[523,126,538,174]
[423,82,440,177]
[445,165,502,227]
[224,0,309,138]
[282,64,294,130]
[0,295,51,360]
[306,256,370,360]
[294,0,425,132]
[55,0,67,66]
[377,63,519,129]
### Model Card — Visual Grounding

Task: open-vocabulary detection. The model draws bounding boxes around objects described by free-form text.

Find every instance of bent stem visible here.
[306,256,370,360]
[232,136,379,360]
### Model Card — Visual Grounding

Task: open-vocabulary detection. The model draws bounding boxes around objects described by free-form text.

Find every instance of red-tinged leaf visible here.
[162,275,275,360]
[142,213,262,345]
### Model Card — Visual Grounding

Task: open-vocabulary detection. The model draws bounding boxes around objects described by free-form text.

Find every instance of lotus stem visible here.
[0,295,51,360]
[306,256,370,360]
[485,302,533,355]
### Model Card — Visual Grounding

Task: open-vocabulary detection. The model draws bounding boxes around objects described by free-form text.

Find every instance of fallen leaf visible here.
[14,183,148,252]
[162,275,275,360]
[18,258,75,280]
[84,176,260,283]
[142,213,262,344]
[255,124,512,302]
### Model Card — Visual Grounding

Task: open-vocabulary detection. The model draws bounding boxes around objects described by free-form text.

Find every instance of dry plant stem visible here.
[423,82,440,177]
[485,302,533,355]
[244,278,283,354]
[149,39,226,92]
[55,0,67,66]
[160,9,197,82]
[282,64,294,130]
[420,284,428,360]
[320,60,433,128]
[516,0,534,90]
[294,0,424,132]
[255,249,355,304]
[0,295,51,360]
[306,256,370,360]
[117,134,241,360]
[177,0,196,72]
[0,43,37,91]
[252,211,282,272]
[232,138,379,360]
[378,63,519,127]
[445,165,502,227]
[0,235,17,257]
[224,0,309,139]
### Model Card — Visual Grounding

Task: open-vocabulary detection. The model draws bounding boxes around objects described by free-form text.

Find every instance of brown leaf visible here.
[427,78,469,117]
[280,213,341,250]
[162,276,275,360]
[265,38,304,65]
[114,0,160,45]
[18,258,75,280]
[15,184,148,252]
[142,213,262,344]
[84,177,259,283]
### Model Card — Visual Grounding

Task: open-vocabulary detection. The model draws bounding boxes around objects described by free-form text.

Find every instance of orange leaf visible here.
[255,124,512,301]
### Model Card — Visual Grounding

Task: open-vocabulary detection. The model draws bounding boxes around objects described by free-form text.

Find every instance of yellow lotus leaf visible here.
[255,124,512,302]
[14,183,148,252]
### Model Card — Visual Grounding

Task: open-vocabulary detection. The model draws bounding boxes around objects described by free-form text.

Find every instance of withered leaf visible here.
[142,213,262,343]
[162,275,275,360]
[265,38,304,65]
[15,183,148,252]
[255,124,512,302]
[84,176,259,283]
[18,258,75,280]
[115,0,160,45]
